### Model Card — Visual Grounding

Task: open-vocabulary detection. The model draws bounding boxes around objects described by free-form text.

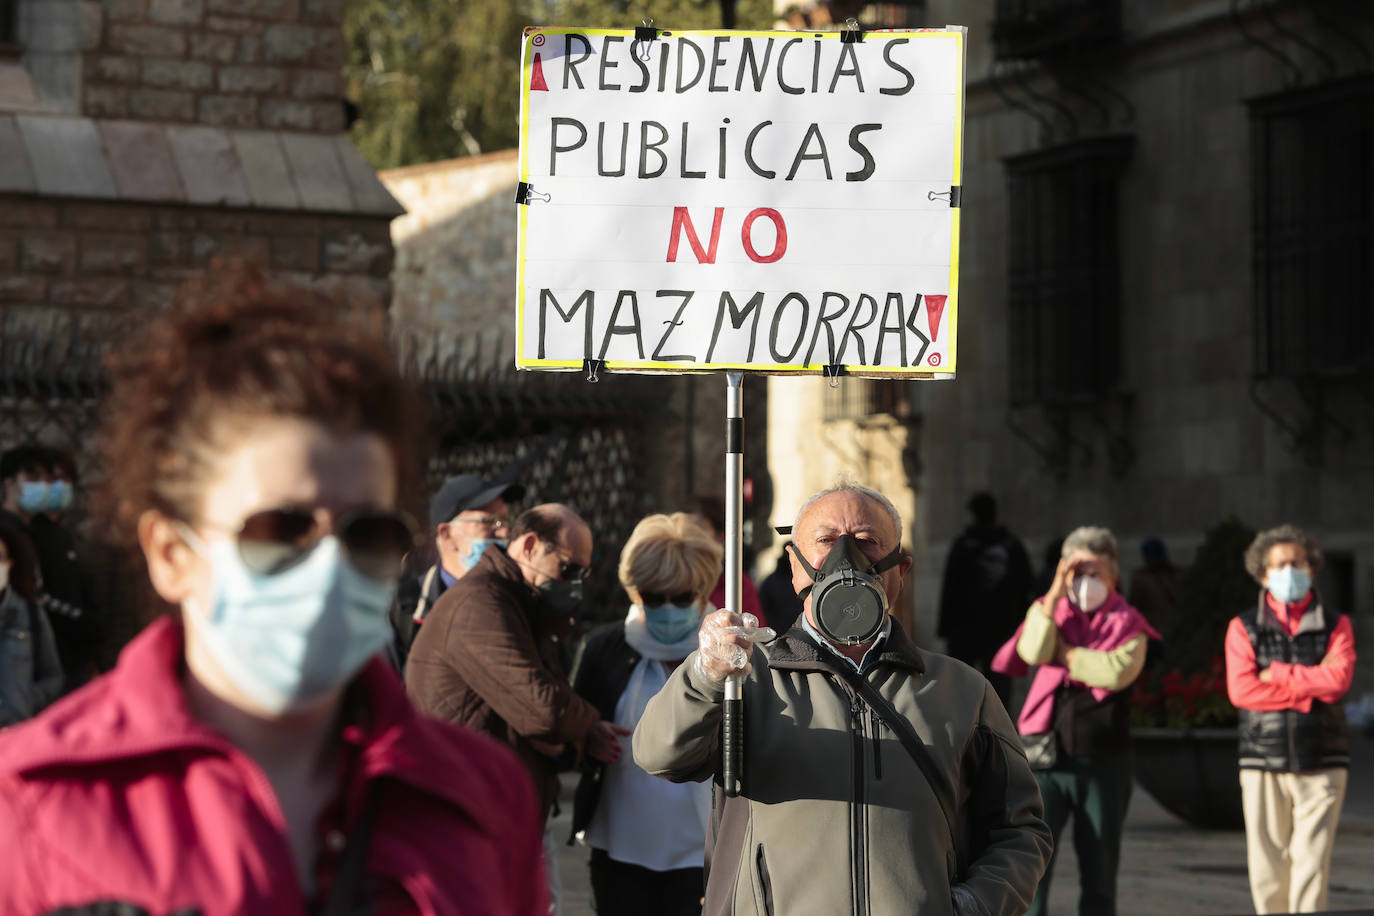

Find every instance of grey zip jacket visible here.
[634,624,1051,916]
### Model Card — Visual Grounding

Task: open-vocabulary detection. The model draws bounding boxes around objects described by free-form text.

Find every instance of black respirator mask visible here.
[786,536,905,645]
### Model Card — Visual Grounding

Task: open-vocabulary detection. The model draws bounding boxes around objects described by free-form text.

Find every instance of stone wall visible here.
[0,195,393,331]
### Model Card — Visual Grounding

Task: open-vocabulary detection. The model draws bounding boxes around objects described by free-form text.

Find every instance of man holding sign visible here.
[634,484,1051,916]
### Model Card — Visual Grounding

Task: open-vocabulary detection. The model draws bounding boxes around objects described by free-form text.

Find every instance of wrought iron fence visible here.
[0,328,663,664]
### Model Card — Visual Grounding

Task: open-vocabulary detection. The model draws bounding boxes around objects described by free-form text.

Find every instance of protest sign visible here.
[516,26,965,377]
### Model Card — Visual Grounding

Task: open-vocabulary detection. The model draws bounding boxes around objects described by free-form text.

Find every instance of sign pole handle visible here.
[723,371,744,797]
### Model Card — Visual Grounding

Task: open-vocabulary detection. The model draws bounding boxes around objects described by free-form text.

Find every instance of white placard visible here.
[516,27,965,377]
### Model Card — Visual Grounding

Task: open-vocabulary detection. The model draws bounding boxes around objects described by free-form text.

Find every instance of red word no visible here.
[666,207,788,265]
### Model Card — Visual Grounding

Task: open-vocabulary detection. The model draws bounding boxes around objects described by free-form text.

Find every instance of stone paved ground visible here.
[552,736,1374,915]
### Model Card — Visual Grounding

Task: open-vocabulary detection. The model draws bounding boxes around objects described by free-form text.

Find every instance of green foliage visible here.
[1131,516,1257,728]
[344,0,776,170]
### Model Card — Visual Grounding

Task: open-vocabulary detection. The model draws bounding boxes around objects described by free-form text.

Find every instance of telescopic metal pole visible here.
[722,370,744,797]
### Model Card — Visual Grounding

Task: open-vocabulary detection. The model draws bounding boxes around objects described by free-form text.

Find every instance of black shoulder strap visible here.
[836,667,963,875]
[319,786,381,916]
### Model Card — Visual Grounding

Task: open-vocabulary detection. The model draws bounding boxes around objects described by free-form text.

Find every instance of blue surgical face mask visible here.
[644,602,701,645]
[1266,566,1312,605]
[44,480,73,513]
[17,481,48,514]
[460,536,506,570]
[183,530,395,715]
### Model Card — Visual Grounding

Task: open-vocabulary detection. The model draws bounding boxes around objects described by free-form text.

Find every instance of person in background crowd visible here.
[938,492,1032,707]
[757,540,804,633]
[1128,536,1179,636]
[570,512,721,916]
[689,494,764,625]
[0,522,63,728]
[0,266,546,914]
[1225,525,1355,915]
[0,446,50,533]
[406,503,628,915]
[992,526,1159,916]
[388,473,524,669]
[637,483,1051,916]
[28,447,104,691]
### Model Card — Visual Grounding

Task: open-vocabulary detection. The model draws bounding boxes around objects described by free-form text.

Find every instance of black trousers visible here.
[589,847,703,916]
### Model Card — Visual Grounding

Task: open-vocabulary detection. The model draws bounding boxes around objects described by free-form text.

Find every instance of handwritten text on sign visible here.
[516,28,965,376]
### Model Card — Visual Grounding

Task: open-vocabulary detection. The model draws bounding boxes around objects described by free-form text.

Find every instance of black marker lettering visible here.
[709,36,730,91]
[599,36,623,90]
[598,122,628,177]
[744,121,775,179]
[846,124,880,181]
[639,120,668,178]
[776,38,805,95]
[874,292,907,366]
[786,123,832,181]
[736,37,773,91]
[829,42,864,92]
[652,290,697,361]
[707,291,765,362]
[905,292,931,366]
[549,117,586,177]
[811,40,822,93]
[836,293,878,364]
[538,288,594,359]
[676,38,706,92]
[770,293,810,362]
[880,39,915,96]
[598,290,645,360]
[680,121,705,179]
[718,119,729,179]
[629,45,650,92]
[563,34,591,89]
[804,292,850,365]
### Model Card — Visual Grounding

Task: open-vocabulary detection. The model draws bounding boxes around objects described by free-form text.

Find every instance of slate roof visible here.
[0,113,403,217]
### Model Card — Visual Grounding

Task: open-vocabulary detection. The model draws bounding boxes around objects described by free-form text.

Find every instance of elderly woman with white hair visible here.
[992,525,1160,916]
[570,512,723,916]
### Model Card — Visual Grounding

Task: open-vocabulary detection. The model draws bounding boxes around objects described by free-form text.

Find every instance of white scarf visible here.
[621,603,710,661]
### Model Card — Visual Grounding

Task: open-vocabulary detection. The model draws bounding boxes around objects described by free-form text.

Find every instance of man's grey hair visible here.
[793,482,903,543]
[1061,526,1119,566]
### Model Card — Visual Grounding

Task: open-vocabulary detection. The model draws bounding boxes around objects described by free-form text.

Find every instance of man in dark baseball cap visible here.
[389,473,525,669]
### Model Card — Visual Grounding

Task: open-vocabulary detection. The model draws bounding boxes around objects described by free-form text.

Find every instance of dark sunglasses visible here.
[638,590,697,608]
[230,506,417,581]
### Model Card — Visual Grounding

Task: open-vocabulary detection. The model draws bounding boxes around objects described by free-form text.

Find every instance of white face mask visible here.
[183,533,395,716]
[1071,574,1110,612]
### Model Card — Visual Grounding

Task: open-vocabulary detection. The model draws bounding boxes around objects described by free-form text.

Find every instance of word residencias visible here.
[545,34,925,183]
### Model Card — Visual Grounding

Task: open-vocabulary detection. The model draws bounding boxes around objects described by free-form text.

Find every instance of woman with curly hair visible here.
[570,512,723,916]
[0,266,547,915]
[1225,524,1355,914]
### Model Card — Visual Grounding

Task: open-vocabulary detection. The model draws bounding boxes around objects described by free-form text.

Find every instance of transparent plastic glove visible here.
[694,610,777,684]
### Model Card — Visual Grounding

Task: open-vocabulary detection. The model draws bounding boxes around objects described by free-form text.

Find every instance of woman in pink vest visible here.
[0,266,547,915]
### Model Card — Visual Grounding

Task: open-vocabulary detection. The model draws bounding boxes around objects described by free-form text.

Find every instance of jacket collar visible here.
[1256,590,1326,636]
[764,617,925,675]
[1,617,507,832]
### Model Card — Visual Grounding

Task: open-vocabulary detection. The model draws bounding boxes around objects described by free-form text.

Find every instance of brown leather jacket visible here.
[405,547,599,820]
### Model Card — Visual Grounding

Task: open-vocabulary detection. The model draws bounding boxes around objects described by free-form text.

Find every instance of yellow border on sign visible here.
[515,26,966,378]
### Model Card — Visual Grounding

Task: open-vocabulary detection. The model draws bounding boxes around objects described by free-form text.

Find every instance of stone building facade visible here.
[1,0,400,340]
[766,0,1374,680]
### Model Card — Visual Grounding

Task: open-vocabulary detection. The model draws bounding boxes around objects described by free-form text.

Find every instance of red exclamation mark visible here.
[924,294,948,341]
[530,52,549,91]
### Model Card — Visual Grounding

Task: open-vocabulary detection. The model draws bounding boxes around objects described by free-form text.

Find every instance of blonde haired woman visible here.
[570,512,722,915]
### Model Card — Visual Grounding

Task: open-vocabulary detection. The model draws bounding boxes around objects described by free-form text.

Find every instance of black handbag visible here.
[1020,731,1059,771]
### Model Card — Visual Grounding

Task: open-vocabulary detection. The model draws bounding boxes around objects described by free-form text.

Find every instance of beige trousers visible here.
[1239,767,1348,914]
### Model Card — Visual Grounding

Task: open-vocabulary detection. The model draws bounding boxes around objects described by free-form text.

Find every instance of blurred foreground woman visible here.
[0,267,546,915]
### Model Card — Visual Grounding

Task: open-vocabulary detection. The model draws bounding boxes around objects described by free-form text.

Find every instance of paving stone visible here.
[0,116,36,194]
[217,65,286,94]
[16,115,118,199]
[279,131,350,212]
[148,0,204,25]
[128,88,195,121]
[98,120,185,202]
[231,129,300,209]
[108,23,187,57]
[259,98,312,130]
[197,94,258,128]
[166,125,251,207]
[141,58,214,91]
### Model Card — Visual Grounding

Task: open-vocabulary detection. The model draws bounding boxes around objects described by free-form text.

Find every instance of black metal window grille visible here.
[1249,74,1374,380]
[859,4,926,29]
[823,378,918,422]
[1005,135,1132,406]
[993,0,1120,61]
[0,0,17,47]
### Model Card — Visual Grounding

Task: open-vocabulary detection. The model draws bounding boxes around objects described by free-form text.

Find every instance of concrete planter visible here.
[1133,727,1244,829]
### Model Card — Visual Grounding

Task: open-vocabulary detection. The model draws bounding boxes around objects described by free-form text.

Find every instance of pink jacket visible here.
[0,617,548,915]
[992,592,1159,735]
